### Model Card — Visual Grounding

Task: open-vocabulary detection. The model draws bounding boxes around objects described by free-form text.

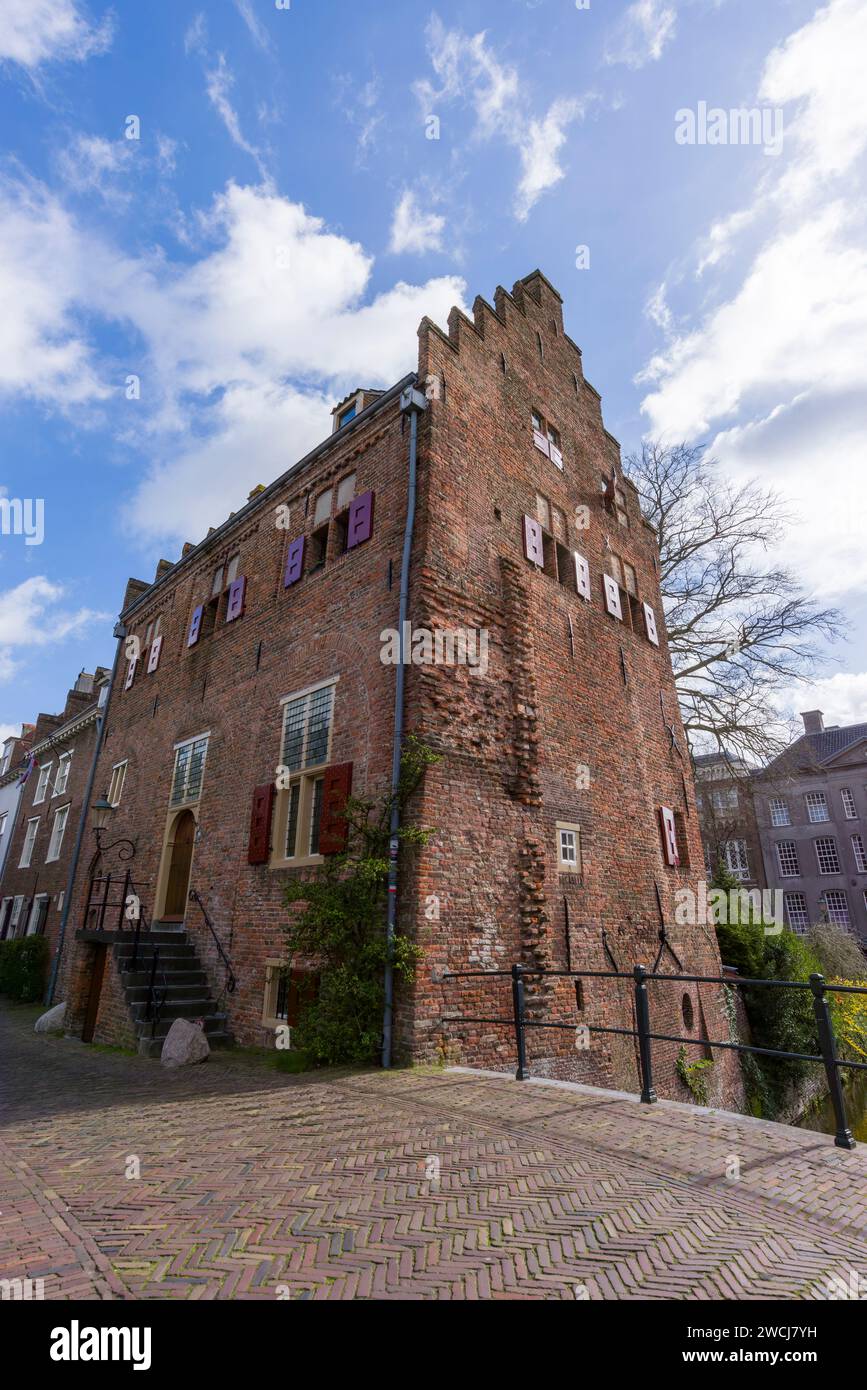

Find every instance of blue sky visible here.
[1,0,866,739]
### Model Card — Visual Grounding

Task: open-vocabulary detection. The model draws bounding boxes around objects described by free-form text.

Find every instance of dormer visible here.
[331,389,383,434]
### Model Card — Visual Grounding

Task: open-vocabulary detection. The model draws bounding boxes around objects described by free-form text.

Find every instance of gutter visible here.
[45,620,127,1007]
[381,381,428,1069]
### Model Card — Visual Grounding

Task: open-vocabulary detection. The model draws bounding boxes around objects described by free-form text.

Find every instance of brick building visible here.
[57,271,741,1105]
[694,752,765,890]
[0,673,108,963]
[0,724,36,885]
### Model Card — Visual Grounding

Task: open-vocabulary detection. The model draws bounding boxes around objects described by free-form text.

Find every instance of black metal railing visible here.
[442,964,867,1150]
[82,870,146,933]
[142,944,168,1039]
[188,889,237,995]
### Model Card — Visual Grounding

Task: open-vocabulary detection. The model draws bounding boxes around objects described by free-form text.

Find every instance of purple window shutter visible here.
[226,576,246,623]
[347,491,374,548]
[187,605,203,647]
[522,515,544,567]
[283,536,305,586]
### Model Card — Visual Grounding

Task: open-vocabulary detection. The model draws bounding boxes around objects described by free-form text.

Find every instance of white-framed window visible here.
[170,735,210,807]
[33,762,52,805]
[0,811,7,846]
[711,788,739,812]
[821,890,850,928]
[53,751,72,797]
[776,840,800,877]
[815,837,840,875]
[784,891,809,931]
[273,680,337,866]
[806,791,830,823]
[46,805,70,862]
[108,760,128,807]
[56,890,64,912]
[20,817,39,868]
[724,839,749,880]
[556,822,581,873]
[769,797,790,826]
[842,787,858,820]
[26,894,50,937]
[852,834,867,874]
[9,895,25,934]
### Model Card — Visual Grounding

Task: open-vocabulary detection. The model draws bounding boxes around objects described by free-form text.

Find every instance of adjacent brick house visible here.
[57,270,742,1105]
[0,673,108,970]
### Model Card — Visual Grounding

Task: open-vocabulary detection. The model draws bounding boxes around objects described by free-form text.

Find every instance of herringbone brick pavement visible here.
[1,1004,866,1300]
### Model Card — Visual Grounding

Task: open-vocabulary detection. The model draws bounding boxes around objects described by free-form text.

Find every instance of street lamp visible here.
[92,794,136,860]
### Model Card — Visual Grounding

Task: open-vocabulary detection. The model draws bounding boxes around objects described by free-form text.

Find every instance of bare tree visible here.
[624,441,844,765]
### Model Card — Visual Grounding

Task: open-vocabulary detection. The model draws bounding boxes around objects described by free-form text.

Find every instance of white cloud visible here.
[389,191,445,255]
[604,0,678,70]
[0,577,106,683]
[637,0,867,603]
[0,721,22,744]
[0,0,111,70]
[204,54,270,182]
[773,672,867,731]
[56,134,135,203]
[417,16,593,220]
[234,0,271,52]
[0,173,466,544]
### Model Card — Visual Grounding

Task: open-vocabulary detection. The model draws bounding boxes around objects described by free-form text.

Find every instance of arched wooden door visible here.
[163,810,196,921]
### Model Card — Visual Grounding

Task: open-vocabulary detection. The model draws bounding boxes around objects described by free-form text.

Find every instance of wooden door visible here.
[82,946,107,1044]
[163,811,195,920]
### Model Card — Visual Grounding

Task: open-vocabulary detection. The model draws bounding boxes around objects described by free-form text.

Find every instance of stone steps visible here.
[113,927,233,1059]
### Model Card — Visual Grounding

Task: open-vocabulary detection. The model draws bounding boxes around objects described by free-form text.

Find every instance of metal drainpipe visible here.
[45,620,127,1007]
[382,383,428,1068]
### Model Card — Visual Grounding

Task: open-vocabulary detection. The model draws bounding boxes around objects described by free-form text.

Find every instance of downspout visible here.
[382,383,428,1068]
[46,620,127,1006]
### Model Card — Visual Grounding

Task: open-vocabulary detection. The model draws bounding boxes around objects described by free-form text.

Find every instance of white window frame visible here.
[108,760,128,808]
[170,734,210,807]
[0,811,7,844]
[784,891,809,931]
[842,788,858,820]
[33,762,52,805]
[53,751,72,797]
[272,679,338,870]
[815,837,840,875]
[806,791,830,823]
[20,817,39,868]
[9,895,25,934]
[724,839,749,880]
[26,893,50,937]
[821,890,850,928]
[776,840,800,877]
[852,833,867,874]
[556,822,581,873]
[769,797,790,826]
[46,804,70,863]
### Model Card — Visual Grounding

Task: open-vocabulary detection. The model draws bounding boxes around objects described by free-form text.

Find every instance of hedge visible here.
[0,936,49,1002]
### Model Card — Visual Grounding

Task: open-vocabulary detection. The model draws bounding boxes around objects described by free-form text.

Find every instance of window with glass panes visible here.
[815,837,840,874]
[170,736,209,806]
[276,681,335,862]
[842,787,857,819]
[724,839,749,879]
[46,805,69,861]
[784,892,809,930]
[769,797,790,826]
[776,840,800,876]
[852,833,867,873]
[821,890,850,927]
[806,791,829,822]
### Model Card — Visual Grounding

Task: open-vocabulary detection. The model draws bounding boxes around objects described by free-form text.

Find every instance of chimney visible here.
[801,710,824,735]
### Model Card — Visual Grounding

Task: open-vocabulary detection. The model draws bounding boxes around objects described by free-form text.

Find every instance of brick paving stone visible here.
[2,1004,867,1300]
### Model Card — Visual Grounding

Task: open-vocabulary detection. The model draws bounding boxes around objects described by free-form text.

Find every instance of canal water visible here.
[798,1071,867,1141]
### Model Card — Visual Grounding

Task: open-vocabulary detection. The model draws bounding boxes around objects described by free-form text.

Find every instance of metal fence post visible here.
[809,973,855,1150]
[633,965,657,1104]
[511,963,528,1081]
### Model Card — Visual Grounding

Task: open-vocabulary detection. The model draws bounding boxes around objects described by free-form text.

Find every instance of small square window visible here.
[313,489,333,528]
[557,823,581,872]
[338,403,356,429]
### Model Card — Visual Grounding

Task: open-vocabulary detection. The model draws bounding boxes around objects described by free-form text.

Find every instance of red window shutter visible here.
[319,762,353,854]
[147,634,163,673]
[347,491,374,548]
[522,515,544,567]
[284,536,305,586]
[248,783,275,865]
[659,806,680,866]
[187,605,204,647]
[226,576,246,623]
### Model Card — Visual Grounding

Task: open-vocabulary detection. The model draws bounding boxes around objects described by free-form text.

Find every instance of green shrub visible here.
[0,936,49,1002]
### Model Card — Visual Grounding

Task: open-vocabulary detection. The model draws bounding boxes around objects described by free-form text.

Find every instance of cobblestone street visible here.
[2,1003,867,1300]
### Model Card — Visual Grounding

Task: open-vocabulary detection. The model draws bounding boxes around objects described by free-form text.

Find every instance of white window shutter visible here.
[643,603,659,646]
[533,428,550,457]
[124,658,137,692]
[574,552,591,601]
[147,634,163,674]
[659,806,680,866]
[549,444,563,470]
[603,574,623,620]
[522,515,545,567]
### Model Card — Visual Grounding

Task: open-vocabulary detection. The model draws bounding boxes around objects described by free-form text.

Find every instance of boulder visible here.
[34,1002,66,1034]
[160,1017,210,1068]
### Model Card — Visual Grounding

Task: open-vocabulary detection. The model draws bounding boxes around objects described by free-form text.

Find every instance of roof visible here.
[763,720,867,776]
